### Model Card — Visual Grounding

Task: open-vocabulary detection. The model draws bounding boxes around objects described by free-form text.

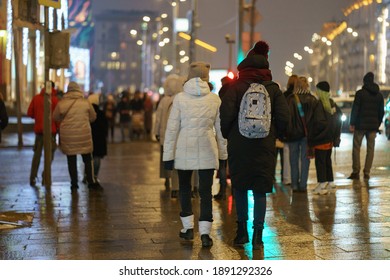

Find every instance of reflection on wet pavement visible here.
[0,138,390,260]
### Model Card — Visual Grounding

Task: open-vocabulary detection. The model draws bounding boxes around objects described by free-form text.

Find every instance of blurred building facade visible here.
[0,0,69,114]
[308,0,390,97]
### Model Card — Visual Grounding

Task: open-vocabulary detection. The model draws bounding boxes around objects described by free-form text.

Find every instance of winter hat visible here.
[363,72,374,84]
[88,93,100,105]
[187,61,210,82]
[316,81,330,92]
[316,82,332,115]
[164,74,184,96]
[247,40,269,59]
[67,81,83,94]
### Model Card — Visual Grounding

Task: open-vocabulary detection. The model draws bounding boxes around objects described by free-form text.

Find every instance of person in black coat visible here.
[348,72,384,180]
[88,94,108,183]
[309,81,342,195]
[284,76,318,193]
[117,92,131,142]
[220,41,290,249]
[0,92,9,143]
[279,74,298,186]
[214,75,234,200]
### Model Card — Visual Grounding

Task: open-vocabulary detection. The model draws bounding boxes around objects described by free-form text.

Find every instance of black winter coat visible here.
[284,92,318,142]
[220,55,290,193]
[350,82,384,131]
[308,99,342,147]
[0,100,9,143]
[91,104,108,157]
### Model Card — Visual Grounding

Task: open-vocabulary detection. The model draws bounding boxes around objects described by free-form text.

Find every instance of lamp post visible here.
[171,1,178,72]
[141,17,149,90]
[188,0,197,64]
[225,33,235,72]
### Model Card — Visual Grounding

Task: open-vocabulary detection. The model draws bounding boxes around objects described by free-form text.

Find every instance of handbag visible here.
[58,99,77,151]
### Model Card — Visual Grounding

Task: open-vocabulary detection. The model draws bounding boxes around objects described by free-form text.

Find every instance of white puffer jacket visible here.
[163,77,227,170]
[53,91,96,155]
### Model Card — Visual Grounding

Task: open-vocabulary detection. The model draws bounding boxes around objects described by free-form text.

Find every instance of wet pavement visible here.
[0,130,390,260]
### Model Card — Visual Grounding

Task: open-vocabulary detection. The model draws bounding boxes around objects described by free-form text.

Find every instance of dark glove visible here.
[219,159,227,168]
[164,160,174,170]
[155,135,160,142]
[333,138,341,148]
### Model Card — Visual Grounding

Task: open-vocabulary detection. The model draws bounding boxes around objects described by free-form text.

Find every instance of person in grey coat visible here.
[53,81,100,191]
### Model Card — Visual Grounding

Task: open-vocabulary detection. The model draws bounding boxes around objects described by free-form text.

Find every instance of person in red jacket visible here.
[27,82,59,186]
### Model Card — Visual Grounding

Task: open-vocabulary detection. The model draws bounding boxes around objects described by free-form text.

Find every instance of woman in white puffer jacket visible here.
[163,62,227,247]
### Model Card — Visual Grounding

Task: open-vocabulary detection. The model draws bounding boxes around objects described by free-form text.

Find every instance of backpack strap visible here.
[293,94,308,137]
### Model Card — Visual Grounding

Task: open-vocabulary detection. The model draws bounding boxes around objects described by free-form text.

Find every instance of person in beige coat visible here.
[163,62,228,247]
[154,74,184,196]
[53,81,100,191]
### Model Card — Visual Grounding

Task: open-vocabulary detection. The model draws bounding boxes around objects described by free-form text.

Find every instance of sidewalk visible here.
[1,132,390,260]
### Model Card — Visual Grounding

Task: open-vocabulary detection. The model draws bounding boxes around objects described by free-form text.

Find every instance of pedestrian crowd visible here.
[1,38,385,252]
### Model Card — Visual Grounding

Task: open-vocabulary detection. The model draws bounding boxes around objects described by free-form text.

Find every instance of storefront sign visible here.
[38,0,61,9]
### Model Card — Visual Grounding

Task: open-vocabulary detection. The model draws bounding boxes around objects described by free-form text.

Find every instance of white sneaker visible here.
[312,182,328,195]
[327,181,336,189]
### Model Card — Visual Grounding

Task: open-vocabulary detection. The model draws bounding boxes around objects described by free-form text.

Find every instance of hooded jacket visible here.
[163,77,227,170]
[350,72,384,131]
[53,90,96,155]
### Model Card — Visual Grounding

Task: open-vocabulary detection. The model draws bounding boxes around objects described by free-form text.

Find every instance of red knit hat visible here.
[247,41,269,59]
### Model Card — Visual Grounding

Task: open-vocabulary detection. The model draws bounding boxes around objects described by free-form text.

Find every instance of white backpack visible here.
[238,83,271,138]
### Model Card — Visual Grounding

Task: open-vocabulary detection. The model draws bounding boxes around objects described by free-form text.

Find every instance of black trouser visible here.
[67,153,95,186]
[314,149,333,183]
[234,188,266,229]
[177,169,214,222]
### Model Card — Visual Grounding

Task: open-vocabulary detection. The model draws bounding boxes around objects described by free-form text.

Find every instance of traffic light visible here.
[227,71,235,80]
[48,31,70,69]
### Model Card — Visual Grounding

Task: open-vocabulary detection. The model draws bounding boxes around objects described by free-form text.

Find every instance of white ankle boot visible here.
[312,182,328,195]
[199,221,213,247]
[327,181,336,189]
[179,215,194,240]
[199,221,212,235]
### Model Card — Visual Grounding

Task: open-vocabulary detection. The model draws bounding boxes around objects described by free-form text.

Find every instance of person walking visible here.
[27,82,59,186]
[281,74,298,185]
[143,93,153,141]
[154,74,184,194]
[310,81,342,195]
[214,75,233,200]
[117,92,131,142]
[285,76,318,193]
[88,93,108,182]
[130,90,145,139]
[163,61,227,247]
[348,72,384,180]
[0,92,8,143]
[53,81,100,191]
[103,94,116,142]
[220,41,290,249]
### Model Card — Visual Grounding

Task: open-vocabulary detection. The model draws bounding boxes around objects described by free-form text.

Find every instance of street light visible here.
[225,33,235,72]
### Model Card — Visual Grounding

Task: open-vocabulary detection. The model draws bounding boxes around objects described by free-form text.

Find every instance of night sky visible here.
[94,0,353,86]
